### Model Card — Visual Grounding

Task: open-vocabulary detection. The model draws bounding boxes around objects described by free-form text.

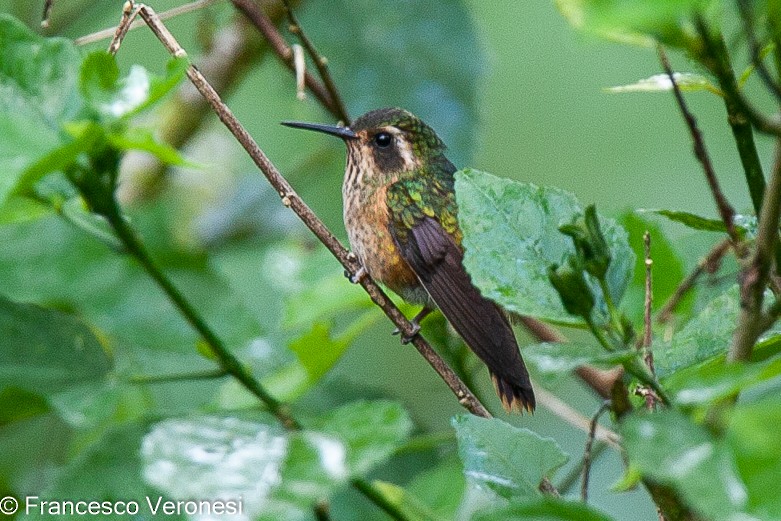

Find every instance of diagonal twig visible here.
[581,401,611,503]
[656,239,731,324]
[731,139,781,362]
[657,46,741,247]
[230,0,347,122]
[281,0,351,123]
[736,0,781,106]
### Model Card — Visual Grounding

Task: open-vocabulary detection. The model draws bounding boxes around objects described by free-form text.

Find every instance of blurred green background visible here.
[0,0,762,519]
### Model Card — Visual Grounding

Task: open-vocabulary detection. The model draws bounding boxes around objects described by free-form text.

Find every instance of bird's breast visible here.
[343,183,424,303]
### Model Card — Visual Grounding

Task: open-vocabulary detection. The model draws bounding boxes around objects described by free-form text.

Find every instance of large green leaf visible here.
[653,286,781,378]
[452,415,568,500]
[622,410,747,521]
[728,398,781,518]
[666,355,781,407]
[143,415,286,520]
[27,422,179,521]
[0,296,111,396]
[143,401,411,521]
[455,169,634,325]
[523,342,634,384]
[0,14,81,207]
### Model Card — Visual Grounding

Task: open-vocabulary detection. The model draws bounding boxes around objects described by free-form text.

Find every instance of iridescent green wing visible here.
[385,168,535,413]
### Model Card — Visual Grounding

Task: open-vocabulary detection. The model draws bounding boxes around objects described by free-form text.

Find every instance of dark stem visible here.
[657,239,731,324]
[281,0,351,123]
[127,368,228,385]
[736,0,781,105]
[641,231,658,411]
[350,479,412,521]
[730,140,781,362]
[693,18,768,218]
[581,401,611,502]
[230,0,346,122]
[657,45,741,246]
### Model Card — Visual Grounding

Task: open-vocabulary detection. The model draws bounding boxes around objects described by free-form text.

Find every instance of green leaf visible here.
[143,401,411,521]
[654,286,738,378]
[640,209,747,235]
[0,213,262,406]
[728,398,781,518]
[0,295,111,396]
[143,416,279,519]
[455,168,634,325]
[622,410,747,520]
[282,272,370,330]
[288,311,378,384]
[80,52,187,121]
[555,0,719,49]
[474,497,615,521]
[28,422,178,521]
[524,342,634,381]
[0,14,82,206]
[15,120,107,197]
[313,400,413,476]
[107,127,190,166]
[407,456,466,519]
[666,356,781,406]
[0,387,49,426]
[0,196,51,224]
[605,73,716,94]
[452,415,568,500]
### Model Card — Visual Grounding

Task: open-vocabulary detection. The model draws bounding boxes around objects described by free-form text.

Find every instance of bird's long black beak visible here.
[281,120,358,139]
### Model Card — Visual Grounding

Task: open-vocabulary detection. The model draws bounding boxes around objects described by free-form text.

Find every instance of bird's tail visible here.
[491,372,536,414]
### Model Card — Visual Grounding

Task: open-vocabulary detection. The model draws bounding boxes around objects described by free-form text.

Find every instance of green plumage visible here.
[282,107,536,413]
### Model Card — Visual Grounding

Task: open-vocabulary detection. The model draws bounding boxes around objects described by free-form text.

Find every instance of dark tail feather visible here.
[491,373,536,414]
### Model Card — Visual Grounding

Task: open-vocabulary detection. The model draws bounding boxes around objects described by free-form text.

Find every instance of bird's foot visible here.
[392,307,433,344]
[345,265,367,284]
[392,322,421,344]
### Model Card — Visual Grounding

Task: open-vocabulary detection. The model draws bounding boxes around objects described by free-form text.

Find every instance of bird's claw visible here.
[345,265,367,284]
[392,322,421,345]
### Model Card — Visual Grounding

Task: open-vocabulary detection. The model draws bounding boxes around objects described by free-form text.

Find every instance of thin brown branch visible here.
[642,232,653,350]
[41,0,54,28]
[582,401,611,502]
[737,0,781,105]
[641,231,658,411]
[657,239,731,324]
[74,0,225,46]
[134,3,490,419]
[108,1,142,55]
[516,315,619,399]
[118,1,273,203]
[730,139,781,362]
[658,46,741,246]
[230,0,346,122]
[694,17,773,227]
[534,387,621,449]
[281,0,351,123]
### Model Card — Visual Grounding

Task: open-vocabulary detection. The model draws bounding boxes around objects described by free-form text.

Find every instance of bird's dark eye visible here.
[373,132,392,148]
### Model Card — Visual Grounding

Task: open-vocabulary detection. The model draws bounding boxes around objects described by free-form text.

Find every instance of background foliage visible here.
[1,1,780,520]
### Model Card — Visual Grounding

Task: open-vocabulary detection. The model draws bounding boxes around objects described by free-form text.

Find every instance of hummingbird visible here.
[282,108,535,413]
